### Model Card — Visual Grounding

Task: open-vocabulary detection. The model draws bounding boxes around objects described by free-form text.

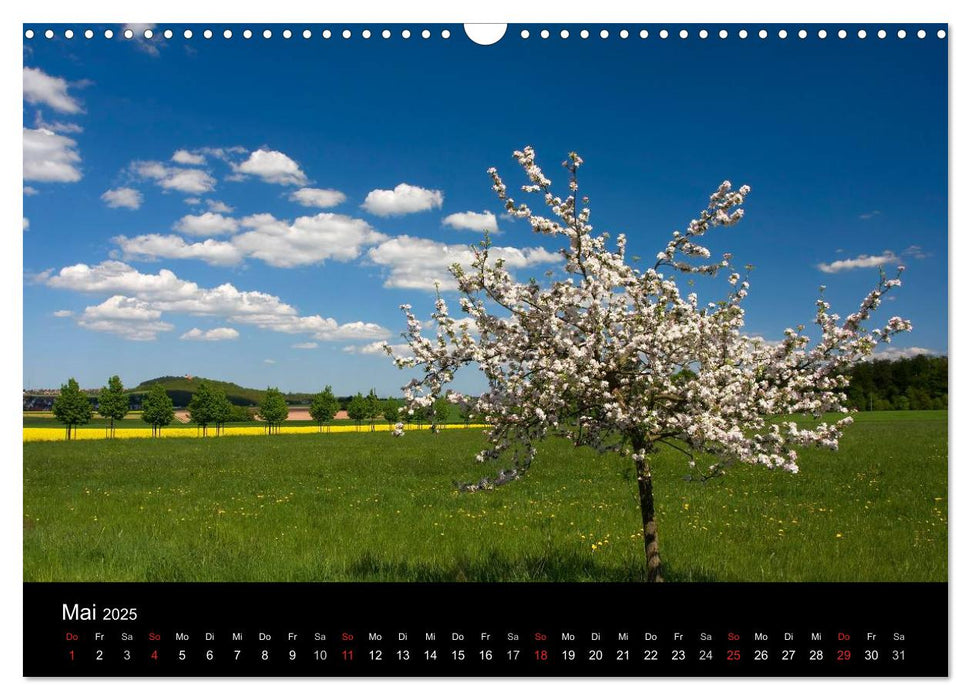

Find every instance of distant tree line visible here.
[845,354,947,411]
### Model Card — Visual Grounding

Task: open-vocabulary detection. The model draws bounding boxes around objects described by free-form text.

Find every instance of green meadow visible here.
[23,411,947,583]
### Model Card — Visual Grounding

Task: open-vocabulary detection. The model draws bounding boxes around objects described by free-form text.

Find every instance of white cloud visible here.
[122,23,160,56]
[23,186,39,196]
[184,197,201,206]
[362,183,444,216]
[231,212,387,267]
[131,160,215,194]
[23,128,82,182]
[180,327,240,342]
[172,149,205,165]
[264,359,277,364]
[816,251,900,274]
[45,260,391,342]
[78,295,174,341]
[859,210,881,220]
[206,199,233,214]
[903,245,930,260]
[113,234,244,266]
[367,235,561,290]
[292,342,318,349]
[233,149,307,185]
[101,187,143,210]
[443,210,498,233]
[23,67,82,114]
[52,309,73,317]
[344,341,411,355]
[174,212,238,237]
[289,187,346,208]
[869,346,940,361]
[22,217,29,231]
[33,115,84,134]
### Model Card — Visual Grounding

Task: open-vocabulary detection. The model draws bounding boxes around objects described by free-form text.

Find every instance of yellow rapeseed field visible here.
[23,423,488,442]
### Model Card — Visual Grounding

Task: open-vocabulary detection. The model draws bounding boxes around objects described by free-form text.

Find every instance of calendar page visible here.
[21,16,948,679]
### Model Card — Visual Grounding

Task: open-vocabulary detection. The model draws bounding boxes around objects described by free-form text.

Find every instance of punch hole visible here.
[718,30,728,39]
[45,29,54,39]
[422,29,431,39]
[620,29,629,39]
[698,29,708,39]
[25,29,34,39]
[838,29,847,39]
[738,29,748,39]
[600,30,609,39]
[799,29,807,39]
[758,29,768,39]
[639,30,648,39]
[203,29,213,40]
[540,29,550,39]
[679,29,688,39]
[778,29,788,39]
[581,29,590,39]
[937,29,946,39]
[897,30,907,39]
[659,29,668,39]
[104,29,114,39]
[164,29,173,39]
[64,29,74,39]
[85,29,94,39]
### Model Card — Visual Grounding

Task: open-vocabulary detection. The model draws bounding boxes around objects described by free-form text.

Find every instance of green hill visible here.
[131,376,314,407]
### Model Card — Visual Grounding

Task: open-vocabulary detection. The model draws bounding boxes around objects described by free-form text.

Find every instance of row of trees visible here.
[49,378,459,438]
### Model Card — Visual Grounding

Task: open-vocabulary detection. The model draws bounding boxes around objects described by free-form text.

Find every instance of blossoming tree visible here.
[388,147,911,582]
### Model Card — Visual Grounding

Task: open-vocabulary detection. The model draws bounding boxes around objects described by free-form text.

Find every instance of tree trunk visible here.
[632,437,663,583]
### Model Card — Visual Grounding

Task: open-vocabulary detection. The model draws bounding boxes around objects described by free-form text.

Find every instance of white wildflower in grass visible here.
[389,147,911,582]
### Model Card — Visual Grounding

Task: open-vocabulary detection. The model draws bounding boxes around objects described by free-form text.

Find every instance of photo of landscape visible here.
[23,24,947,584]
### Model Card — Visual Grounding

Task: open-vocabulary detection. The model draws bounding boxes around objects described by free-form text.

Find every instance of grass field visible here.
[23,411,947,583]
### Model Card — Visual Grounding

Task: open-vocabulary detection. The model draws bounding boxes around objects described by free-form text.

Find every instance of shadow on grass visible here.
[344,550,726,583]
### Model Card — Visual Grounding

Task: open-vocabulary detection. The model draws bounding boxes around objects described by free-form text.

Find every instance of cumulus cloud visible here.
[23,128,82,182]
[206,199,233,214]
[233,149,307,185]
[362,183,444,216]
[172,149,206,165]
[23,67,83,114]
[264,358,277,364]
[131,160,215,194]
[816,251,900,274]
[231,212,387,267]
[367,235,561,290]
[289,187,346,208]
[23,186,39,196]
[78,295,174,341]
[113,234,244,266]
[174,212,238,237]
[180,327,240,341]
[344,341,411,355]
[869,346,941,361]
[45,260,391,342]
[52,309,73,317]
[442,210,498,233]
[101,187,143,210]
[292,342,318,349]
[903,245,930,260]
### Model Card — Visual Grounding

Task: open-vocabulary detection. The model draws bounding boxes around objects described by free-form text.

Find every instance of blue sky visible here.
[22,24,947,395]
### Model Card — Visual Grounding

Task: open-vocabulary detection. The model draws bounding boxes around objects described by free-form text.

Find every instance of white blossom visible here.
[391,147,911,487]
